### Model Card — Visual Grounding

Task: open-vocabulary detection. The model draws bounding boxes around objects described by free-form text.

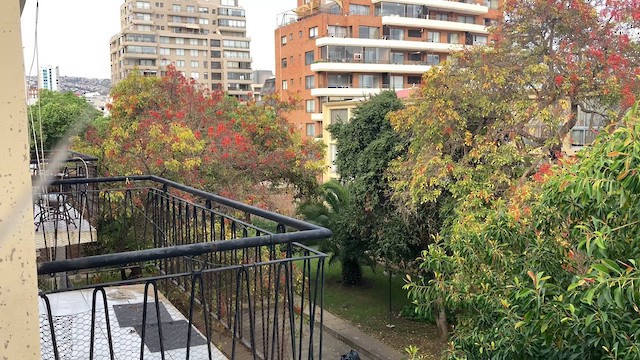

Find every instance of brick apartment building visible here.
[274,0,500,137]
[110,0,253,100]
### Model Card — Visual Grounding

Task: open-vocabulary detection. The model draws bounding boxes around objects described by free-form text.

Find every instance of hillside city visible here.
[2,0,640,359]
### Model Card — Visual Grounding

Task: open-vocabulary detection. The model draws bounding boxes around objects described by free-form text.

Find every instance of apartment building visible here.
[275,0,500,137]
[110,0,253,99]
[40,65,60,91]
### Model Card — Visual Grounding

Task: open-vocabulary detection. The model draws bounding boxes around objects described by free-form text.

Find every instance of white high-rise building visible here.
[39,65,60,91]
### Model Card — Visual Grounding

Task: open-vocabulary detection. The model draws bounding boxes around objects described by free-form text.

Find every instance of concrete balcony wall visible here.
[0,0,41,358]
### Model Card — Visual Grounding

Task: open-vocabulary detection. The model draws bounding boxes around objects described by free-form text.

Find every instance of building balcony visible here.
[311,87,384,98]
[372,0,489,15]
[316,36,464,53]
[34,164,330,359]
[311,59,432,74]
[381,16,489,34]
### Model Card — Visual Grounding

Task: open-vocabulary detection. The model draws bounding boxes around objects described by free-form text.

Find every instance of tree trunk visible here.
[435,298,449,341]
[553,101,579,155]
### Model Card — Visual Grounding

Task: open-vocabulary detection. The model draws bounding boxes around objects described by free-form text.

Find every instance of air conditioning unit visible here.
[353,53,362,60]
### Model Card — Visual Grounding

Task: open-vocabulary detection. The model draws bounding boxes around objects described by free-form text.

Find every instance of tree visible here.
[76,67,324,205]
[406,103,640,358]
[298,180,369,285]
[30,90,101,151]
[391,0,640,343]
[328,91,429,268]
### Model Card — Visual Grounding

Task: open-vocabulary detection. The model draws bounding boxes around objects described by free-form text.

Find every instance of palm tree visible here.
[298,180,366,286]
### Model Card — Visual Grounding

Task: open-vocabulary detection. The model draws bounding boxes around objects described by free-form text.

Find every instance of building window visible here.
[176,49,185,56]
[159,48,170,55]
[408,29,422,38]
[172,4,180,11]
[458,15,476,24]
[282,80,288,90]
[176,60,185,67]
[186,5,195,12]
[330,109,348,125]
[473,35,488,45]
[176,37,184,44]
[305,51,314,65]
[306,123,316,136]
[387,28,404,40]
[190,72,199,79]
[390,75,404,89]
[305,99,315,112]
[407,75,422,85]
[427,31,440,43]
[426,54,440,65]
[448,33,460,44]
[433,13,449,21]
[485,0,499,9]
[305,75,315,89]
[136,1,151,9]
[190,60,199,67]
[281,36,287,45]
[350,4,370,15]
[198,7,209,13]
[330,144,337,172]
[359,74,379,88]
[309,26,318,38]
[359,25,380,39]
[281,58,287,68]
[299,30,303,38]
[391,52,404,64]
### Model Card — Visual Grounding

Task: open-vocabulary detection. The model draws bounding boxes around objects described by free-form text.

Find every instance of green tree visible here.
[30,90,101,150]
[298,180,368,285]
[329,91,429,267]
[406,103,640,358]
[391,0,640,343]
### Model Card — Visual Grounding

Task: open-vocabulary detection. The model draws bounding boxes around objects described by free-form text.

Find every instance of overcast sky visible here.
[20,0,293,79]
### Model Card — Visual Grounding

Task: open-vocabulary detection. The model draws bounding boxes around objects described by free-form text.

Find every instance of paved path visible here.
[297,295,405,360]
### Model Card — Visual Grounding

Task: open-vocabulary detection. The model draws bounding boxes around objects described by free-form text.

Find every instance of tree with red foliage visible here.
[80,67,324,205]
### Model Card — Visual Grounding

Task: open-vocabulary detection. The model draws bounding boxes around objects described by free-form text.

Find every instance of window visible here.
[281,58,287,68]
[160,59,171,66]
[305,51,314,65]
[426,54,440,65]
[448,33,460,44]
[211,50,221,58]
[485,0,499,9]
[190,72,199,79]
[221,0,237,6]
[223,40,250,48]
[218,19,246,28]
[188,49,197,56]
[391,52,404,64]
[172,4,180,11]
[407,75,422,85]
[328,25,350,38]
[359,74,379,88]
[223,51,250,58]
[330,109,348,124]
[176,60,185,67]
[199,18,209,24]
[176,48,185,56]
[350,4,370,15]
[159,48,170,55]
[211,73,222,80]
[211,39,221,47]
[299,30,303,38]
[305,99,315,112]
[305,75,314,89]
[186,5,195,12]
[155,2,164,7]
[211,61,221,69]
[204,72,209,80]
[359,26,380,39]
[330,144,337,172]
[390,75,403,89]
[473,35,488,45]
[282,80,288,90]
[198,7,209,13]
[309,26,318,38]
[136,2,151,9]
[191,60,199,67]
[408,29,422,38]
[134,13,151,20]
[137,25,152,31]
[306,123,316,136]
[427,31,440,43]
[387,28,403,40]
[458,15,476,24]
[281,36,287,45]
[176,37,184,44]
[433,13,449,21]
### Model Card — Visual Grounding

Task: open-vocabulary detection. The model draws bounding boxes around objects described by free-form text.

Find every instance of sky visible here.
[20,0,294,79]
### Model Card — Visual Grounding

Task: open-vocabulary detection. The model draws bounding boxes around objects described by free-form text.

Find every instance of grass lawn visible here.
[304,259,444,359]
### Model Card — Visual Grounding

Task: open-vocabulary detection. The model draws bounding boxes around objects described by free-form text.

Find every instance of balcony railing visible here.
[35,175,330,359]
[315,58,430,66]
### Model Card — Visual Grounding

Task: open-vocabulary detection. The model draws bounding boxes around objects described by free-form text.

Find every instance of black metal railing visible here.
[35,175,330,360]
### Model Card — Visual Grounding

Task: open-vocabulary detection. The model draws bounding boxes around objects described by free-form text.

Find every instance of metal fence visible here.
[36,175,330,360]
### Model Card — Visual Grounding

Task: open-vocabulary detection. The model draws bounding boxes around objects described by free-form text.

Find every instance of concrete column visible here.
[0,0,41,358]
